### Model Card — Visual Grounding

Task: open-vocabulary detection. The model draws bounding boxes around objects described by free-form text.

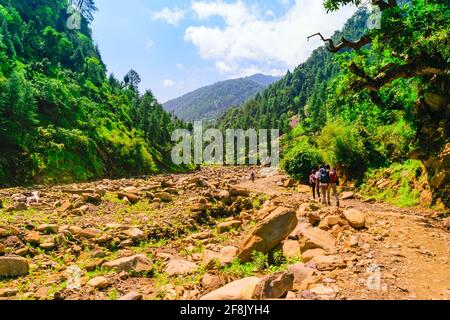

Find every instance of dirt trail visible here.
[237,169,450,300]
[0,166,448,300]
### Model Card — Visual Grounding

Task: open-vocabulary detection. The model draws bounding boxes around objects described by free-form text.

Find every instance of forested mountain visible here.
[163,74,280,121]
[0,0,186,186]
[217,0,449,207]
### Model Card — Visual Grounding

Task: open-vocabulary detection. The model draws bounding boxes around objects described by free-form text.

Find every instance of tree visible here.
[310,0,449,204]
[124,69,141,91]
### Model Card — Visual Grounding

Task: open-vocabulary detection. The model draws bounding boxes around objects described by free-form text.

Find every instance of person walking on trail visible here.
[250,170,256,183]
[318,165,330,205]
[309,170,317,199]
[327,166,340,207]
[315,166,321,200]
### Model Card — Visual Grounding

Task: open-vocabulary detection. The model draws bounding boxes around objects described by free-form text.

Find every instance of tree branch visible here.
[307,33,371,53]
[350,61,448,91]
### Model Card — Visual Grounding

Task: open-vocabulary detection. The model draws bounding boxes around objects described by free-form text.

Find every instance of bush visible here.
[282,136,323,182]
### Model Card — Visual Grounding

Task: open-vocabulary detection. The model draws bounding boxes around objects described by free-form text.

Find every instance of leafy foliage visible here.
[0,0,186,186]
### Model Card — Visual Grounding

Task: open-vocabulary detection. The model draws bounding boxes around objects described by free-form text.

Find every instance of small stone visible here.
[0,256,29,277]
[153,192,173,202]
[287,263,316,284]
[37,224,58,234]
[310,284,336,299]
[24,231,41,244]
[103,254,153,273]
[341,192,355,200]
[69,226,82,235]
[0,288,18,297]
[311,255,346,271]
[79,228,102,239]
[128,228,146,242]
[252,271,294,299]
[34,287,50,300]
[200,277,260,300]
[57,200,72,212]
[119,292,143,300]
[343,209,367,229]
[217,220,242,233]
[201,274,223,290]
[282,240,302,260]
[164,259,199,276]
[85,259,106,272]
[301,248,326,262]
[299,228,336,252]
[87,276,109,289]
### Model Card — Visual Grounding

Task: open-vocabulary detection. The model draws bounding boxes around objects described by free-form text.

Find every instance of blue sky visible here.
[91,0,357,103]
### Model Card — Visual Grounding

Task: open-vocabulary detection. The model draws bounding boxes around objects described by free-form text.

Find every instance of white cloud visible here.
[152,7,185,25]
[185,0,357,77]
[163,79,175,87]
[176,63,185,69]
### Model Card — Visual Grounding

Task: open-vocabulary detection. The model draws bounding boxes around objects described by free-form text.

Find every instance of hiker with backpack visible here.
[318,165,330,205]
[309,169,317,199]
[327,166,340,207]
[315,165,321,200]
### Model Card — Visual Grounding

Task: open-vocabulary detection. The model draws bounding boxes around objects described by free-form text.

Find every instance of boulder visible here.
[252,271,294,299]
[299,228,336,252]
[310,284,336,299]
[287,263,316,283]
[311,255,346,271]
[343,209,367,229]
[164,259,199,276]
[0,256,29,277]
[282,240,302,260]
[238,207,298,262]
[319,216,346,230]
[301,248,326,263]
[200,277,260,300]
[103,254,153,273]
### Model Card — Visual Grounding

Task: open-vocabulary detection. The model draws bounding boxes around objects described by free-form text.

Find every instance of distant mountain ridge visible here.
[163,74,281,121]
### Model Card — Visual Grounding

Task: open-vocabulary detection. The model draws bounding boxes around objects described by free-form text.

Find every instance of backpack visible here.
[329,169,338,183]
[319,168,330,183]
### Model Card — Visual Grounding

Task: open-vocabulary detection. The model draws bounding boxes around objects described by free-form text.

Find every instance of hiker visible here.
[309,170,317,199]
[318,165,330,205]
[327,166,340,207]
[315,166,321,199]
[250,170,256,183]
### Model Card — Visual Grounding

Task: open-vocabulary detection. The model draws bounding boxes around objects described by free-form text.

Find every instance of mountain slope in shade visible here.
[163,74,281,121]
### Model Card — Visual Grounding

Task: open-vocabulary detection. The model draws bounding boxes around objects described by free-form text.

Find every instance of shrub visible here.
[282,137,323,182]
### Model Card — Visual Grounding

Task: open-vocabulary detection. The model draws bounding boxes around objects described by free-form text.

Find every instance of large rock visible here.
[282,240,302,260]
[79,228,102,239]
[238,207,298,262]
[203,246,238,269]
[343,209,367,229]
[200,277,260,300]
[252,272,294,299]
[341,192,355,200]
[311,255,346,271]
[164,259,198,276]
[24,231,41,244]
[229,187,250,197]
[301,248,326,263]
[299,228,336,252]
[0,257,29,277]
[103,254,153,273]
[287,263,316,283]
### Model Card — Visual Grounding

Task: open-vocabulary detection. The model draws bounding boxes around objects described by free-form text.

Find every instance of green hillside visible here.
[0,0,187,186]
